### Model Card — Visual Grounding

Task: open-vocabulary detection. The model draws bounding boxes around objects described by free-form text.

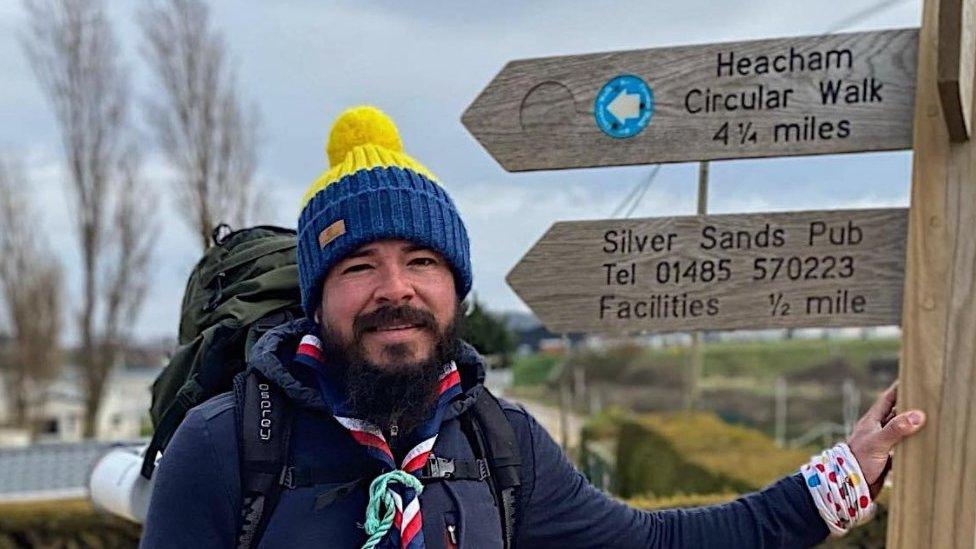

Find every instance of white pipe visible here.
[88,445,156,523]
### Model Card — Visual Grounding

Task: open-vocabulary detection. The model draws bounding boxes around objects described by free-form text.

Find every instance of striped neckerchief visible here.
[293,333,462,548]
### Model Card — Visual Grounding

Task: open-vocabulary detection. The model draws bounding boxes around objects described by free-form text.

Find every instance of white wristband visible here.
[800,442,877,537]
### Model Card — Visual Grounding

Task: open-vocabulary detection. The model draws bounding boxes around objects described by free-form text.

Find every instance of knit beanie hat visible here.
[297,106,472,317]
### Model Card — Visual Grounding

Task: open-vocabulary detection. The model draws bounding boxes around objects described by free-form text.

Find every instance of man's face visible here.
[319,239,457,369]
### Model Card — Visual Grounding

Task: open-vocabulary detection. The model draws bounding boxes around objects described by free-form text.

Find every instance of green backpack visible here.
[141,225,304,479]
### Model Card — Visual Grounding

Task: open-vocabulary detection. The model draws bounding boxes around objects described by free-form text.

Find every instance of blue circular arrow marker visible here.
[594,75,654,139]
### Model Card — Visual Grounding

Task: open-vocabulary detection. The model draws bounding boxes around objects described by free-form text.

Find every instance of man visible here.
[141,106,926,548]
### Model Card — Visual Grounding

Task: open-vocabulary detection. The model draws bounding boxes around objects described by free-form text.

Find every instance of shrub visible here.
[512,353,560,386]
[615,415,753,498]
[590,411,809,498]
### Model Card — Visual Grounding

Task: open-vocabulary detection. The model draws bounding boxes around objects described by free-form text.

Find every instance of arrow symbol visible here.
[607,89,641,123]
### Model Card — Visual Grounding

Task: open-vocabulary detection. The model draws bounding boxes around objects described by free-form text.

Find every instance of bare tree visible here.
[0,155,63,431]
[99,148,157,375]
[22,0,156,437]
[140,0,261,250]
[97,147,157,389]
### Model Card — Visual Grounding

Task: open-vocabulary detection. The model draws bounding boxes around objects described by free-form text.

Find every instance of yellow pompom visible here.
[326,106,404,167]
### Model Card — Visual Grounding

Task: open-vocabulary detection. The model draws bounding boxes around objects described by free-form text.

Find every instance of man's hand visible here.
[847,382,926,498]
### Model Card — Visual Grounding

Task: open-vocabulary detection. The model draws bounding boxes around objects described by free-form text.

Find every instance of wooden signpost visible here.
[888,0,976,547]
[463,28,917,171]
[465,3,976,545]
[507,208,907,334]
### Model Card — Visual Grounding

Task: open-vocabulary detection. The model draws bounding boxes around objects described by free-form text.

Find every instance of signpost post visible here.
[888,0,976,546]
[686,162,709,411]
[465,6,976,545]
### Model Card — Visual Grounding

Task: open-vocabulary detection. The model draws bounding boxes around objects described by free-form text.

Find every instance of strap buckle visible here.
[420,455,491,482]
[279,466,296,489]
[477,458,491,481]
[424,455,456,479]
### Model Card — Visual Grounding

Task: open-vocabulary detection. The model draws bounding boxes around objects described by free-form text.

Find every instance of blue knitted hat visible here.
[297,106,471,317]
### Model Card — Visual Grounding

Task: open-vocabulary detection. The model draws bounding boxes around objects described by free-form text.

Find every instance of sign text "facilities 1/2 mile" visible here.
[463,29,918,171]
[507,209,907,334]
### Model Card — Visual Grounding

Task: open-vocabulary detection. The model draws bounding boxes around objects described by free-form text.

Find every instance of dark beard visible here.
[319,303,462,435]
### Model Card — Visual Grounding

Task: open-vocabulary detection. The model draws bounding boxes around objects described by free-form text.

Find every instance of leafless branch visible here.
[0,155,64,431]
[140,0,261,250]
[100,145,157,372]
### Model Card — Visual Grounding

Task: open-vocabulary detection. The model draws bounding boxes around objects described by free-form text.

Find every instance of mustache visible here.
[352,304,437,338]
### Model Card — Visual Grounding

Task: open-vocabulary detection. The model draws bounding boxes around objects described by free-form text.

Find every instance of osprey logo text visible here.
[259,383,272,441]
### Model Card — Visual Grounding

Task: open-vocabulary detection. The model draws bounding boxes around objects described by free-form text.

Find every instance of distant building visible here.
[538,337,568,357]
[0,342,169,446]
[27,367,160,443]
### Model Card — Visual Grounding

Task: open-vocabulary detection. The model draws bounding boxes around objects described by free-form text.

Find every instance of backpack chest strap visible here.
[418,455,491,482]
[279,454,490,489]
[279,466,369,489]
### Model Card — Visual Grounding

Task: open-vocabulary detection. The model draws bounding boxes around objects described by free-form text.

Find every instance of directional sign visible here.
[507,208,907,334]
[463,29,918,171]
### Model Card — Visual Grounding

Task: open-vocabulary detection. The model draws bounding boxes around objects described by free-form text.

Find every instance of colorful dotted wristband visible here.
[800,442,876,537]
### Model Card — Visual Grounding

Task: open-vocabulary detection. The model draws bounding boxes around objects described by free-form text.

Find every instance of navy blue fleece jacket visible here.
[140,319,829,548]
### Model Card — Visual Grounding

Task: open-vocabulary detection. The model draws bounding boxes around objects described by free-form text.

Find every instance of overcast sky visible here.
[0,0,920,341]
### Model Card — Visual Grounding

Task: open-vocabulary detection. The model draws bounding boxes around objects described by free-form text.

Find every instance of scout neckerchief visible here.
[294,333,462,549]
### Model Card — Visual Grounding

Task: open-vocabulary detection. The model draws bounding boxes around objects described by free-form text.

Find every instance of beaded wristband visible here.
[800,442,876,537]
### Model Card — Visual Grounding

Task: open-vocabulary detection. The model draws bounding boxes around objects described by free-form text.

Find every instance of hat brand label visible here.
[318,219,346,249]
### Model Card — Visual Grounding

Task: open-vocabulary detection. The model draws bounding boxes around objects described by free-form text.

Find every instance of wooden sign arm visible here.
[937,0,975,140]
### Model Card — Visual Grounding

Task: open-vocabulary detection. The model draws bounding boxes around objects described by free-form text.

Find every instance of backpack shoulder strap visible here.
[464,389,522,549]
[234,370,294,549]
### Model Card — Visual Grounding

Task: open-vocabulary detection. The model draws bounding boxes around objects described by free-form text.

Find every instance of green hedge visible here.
[512,353,560,386]
[616,416,751,498]
[618,412,810,498]
[0,499,140,548]
[582,410,810,499]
